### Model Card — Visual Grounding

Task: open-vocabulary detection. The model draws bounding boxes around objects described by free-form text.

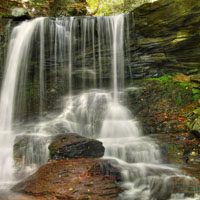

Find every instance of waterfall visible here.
[0,18,45,185]
[112,15,124,102]
[39,19,45,114]
[0,14,199,199]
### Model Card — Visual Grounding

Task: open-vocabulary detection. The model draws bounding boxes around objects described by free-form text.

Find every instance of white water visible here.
[112,15,124,102]
[0,18,45,185]
[0,14,199,200]
[39,19,45,114]
[68,17,74,97]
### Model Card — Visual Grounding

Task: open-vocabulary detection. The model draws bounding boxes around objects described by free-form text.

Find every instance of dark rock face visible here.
[49,133,105,160]
[12,159,121,200]
[130,0,200,79]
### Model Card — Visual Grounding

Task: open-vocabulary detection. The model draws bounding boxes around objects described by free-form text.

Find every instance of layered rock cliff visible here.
[130,0,200,79]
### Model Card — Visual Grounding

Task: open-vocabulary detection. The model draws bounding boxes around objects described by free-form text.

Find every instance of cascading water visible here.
[0,14,200,199]
[0,18,46,186]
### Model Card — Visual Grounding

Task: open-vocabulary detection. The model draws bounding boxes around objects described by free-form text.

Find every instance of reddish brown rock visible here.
[12,159,121,200]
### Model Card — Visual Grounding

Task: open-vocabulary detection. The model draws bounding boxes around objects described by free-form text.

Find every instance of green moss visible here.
[179,82,190,88]
[193,94,200,103]
[192,88,200,94]
[176,94,182,106]
[191,88,200,103]
[148,74,173,84]
[146,74,200,105]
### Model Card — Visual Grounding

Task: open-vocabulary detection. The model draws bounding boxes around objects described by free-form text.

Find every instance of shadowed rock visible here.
[49,133,105,160]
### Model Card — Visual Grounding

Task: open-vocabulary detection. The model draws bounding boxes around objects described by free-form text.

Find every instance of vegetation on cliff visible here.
[87,0,157,16]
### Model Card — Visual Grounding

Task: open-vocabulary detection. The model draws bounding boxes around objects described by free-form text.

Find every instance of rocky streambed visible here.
[7,133,121,200]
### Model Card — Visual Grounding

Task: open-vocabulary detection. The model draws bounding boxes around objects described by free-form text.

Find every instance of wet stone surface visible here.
[48,133,105,160]
[12,159,121,200]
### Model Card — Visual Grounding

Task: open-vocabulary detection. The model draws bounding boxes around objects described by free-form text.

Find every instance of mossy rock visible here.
[130,0,200,78]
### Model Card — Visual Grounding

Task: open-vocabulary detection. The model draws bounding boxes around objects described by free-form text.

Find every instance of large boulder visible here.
[49,133,105,160]
[12,159,121,200]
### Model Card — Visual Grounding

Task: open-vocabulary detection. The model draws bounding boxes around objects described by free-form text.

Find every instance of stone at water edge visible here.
[12,159,121,200]
[48,133,105,160]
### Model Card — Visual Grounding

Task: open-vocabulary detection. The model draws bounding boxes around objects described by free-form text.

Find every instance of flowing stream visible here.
[0,14,199,199]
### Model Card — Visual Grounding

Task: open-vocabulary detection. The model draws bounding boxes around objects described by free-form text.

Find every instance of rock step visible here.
[12,159,121,200]
[49,133,105,160]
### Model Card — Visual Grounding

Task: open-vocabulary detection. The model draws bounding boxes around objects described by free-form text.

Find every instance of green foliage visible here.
[148,74,173,84]
[193,94,200,103]
[175,94,182,106]
[87,0,157,16]
[147,74,200,106]
[148,74,200,104]
[179,82,190,88]
[192,89,200,103]
[192,88,200,94]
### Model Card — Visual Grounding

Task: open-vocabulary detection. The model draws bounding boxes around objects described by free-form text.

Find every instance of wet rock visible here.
[12,159,121,200]
[49,133,105,160]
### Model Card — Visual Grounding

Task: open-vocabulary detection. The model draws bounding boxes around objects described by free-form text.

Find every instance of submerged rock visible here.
[49,133,105,160]
[12,159,121,200]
